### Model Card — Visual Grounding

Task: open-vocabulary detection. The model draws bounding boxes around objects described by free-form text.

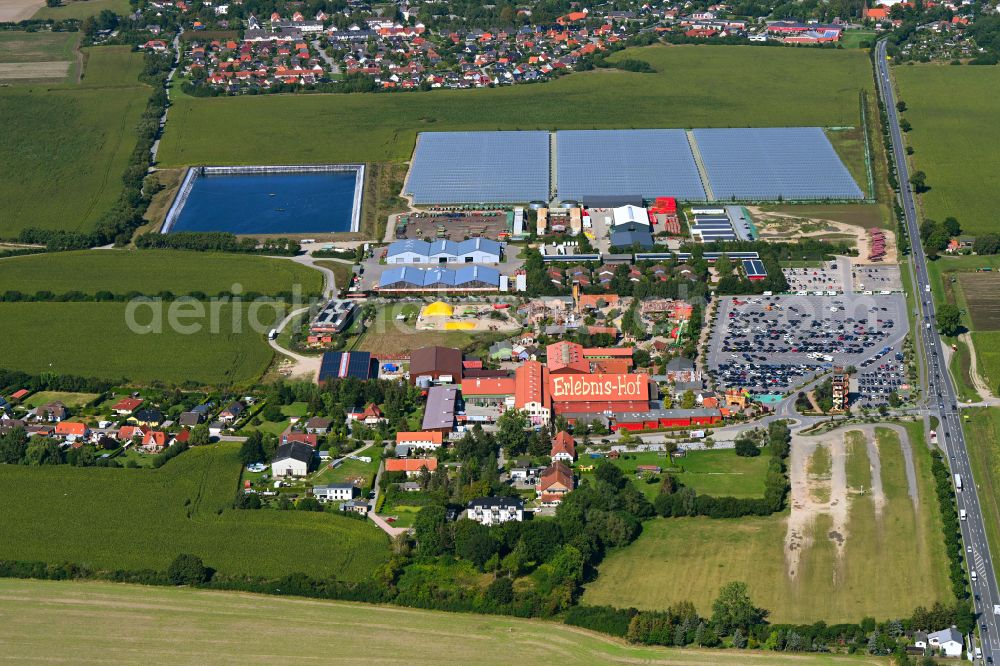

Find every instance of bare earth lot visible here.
[0,61,70,79]
[958,272,1000,331]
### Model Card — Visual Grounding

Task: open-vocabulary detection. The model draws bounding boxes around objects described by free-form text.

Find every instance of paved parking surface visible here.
[852,264,903,292]
[782,260,846,293]
[707,293,910,393]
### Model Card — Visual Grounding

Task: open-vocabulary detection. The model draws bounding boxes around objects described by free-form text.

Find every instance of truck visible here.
[993,604,1000,616]
[268,329,278,340]
[956,473,963,490]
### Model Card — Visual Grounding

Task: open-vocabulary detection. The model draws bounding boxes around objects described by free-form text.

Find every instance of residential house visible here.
[312,484,356,502]
[304,417,333,434]
[130,408,164,426]
[219,401,245,423]
[550,430,576,462]
[283,432,319,448]
[340,499,370,515]
[271,441,314,477]
[346,403,385,425]
[33,402,67,422]
[466,497,525,525]
[538,461,574,505]
[141,430,169,453]
[927,627,963,657]
[111,397,143,415]
[385,457,438,477]
[54,421,89,440]
[396,431,444,450]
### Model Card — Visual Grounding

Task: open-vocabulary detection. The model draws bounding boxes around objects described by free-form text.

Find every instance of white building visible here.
[611,205,649,227]
[385,238,502,265]
[927,627,963,658]
[312,484,356,502]
[466,497,525,525]
[271,441,313,477]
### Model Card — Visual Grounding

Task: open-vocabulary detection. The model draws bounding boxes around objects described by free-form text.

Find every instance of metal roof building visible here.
[690,215,738,242]
[378,266,502,291]
[609,224,655,249]
[693,127,864,200]
[405,131,551,204]
[555,129,707,202]
[386,238,503,264]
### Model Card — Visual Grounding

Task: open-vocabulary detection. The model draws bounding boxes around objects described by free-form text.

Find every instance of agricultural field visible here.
[22,390,100,408]
[0,30,79,83]
[896,65,1000,236]
[0,580,889,666]
[582,425,950,623]
[957,273,1000,331]
[0,46,147,237]
[0,445,389,579]
[158,45,872,167]
[963,408,1000,583]
[32,0,131,20]
[0,249,323,296]
[0,302,281,385]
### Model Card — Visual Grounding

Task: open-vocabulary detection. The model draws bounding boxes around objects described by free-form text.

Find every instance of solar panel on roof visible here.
[405,131,550,204]
[742,259,767,277]
[692,128,864,201]
[556,130,707,201]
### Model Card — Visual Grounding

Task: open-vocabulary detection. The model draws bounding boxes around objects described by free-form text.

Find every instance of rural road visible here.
[876,37,1000,658]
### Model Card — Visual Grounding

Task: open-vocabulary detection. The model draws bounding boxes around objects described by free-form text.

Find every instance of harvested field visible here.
[0,0,44,21]
[957,272,1000,330]
[0,61,70,80]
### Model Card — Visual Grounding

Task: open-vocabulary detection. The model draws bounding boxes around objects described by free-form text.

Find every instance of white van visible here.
[961,509,967,521]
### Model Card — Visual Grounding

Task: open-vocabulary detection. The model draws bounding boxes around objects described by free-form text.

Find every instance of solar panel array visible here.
[556,130,707,202]
[690,215,737,242]
[742,259,768,278]
[405,131,550,204]
[319,351,374,381]
[693,127,864,201]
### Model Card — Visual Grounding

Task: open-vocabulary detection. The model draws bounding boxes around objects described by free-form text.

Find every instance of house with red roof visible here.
[538,461,574,505]
[385,457,438,477]
[112,397,143,415]
[551,431,576,462]
[141,431,169,452]
[283,432,319,448]
[55,421,89,439]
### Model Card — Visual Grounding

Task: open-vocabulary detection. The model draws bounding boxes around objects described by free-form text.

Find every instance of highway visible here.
[875,38,1000,660]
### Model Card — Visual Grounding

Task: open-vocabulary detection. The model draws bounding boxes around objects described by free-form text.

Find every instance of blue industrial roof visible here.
[386,237,503,259]
[319,351,374,381]
[379,265,501,287]
[693,127,864,201]
[556,130,707,201]
[405,131,550,204]
[742,259,767,277]
[610,226,655,249]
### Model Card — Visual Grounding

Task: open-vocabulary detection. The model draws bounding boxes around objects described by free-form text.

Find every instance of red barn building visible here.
[549,373,650,415]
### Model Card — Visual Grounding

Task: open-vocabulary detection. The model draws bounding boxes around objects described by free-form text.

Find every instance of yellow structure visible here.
[420,301,454,318]
[444,322,476,331]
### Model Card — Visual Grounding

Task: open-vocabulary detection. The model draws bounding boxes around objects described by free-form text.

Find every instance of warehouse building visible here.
[423,385,459,432]
[690,211,739,243]
[309,299,358,334]
[385,238,503,265]
[409,346,464,386]
[377,266,504,292]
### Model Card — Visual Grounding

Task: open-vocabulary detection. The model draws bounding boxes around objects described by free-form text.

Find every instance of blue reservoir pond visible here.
[170,171,360,234]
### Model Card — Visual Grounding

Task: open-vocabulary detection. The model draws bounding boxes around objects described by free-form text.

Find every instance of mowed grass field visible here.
[22,390,99,408]
[582,426,950,623]
[0,249,323,296]
[0,31,78,83]
[158,45,871,166]
[896,66,1000,236]
[32,0,131,20]
[0,46,148,237]
[0,302,280,385]
[0,445,389,580]
[0,580,892,665]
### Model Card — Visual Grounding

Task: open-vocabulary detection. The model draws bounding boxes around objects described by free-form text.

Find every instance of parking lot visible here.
[854,349,909,408]
[707,293,909,393]
[853,264,903,292]
[393,211,511,241]
[782,260,848,293]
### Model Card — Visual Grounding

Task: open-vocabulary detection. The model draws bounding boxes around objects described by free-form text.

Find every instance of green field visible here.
[0,250,323,296]
[582,426,950,623]
[0,302,280,385]
[0,46,147,237]
[0,445,388,579]
[32,0,131,20]
[22,390,99,408]
[158,45,871,166]
[896,65,1000,236]
[0,29,78,65]
[964,408,1000,583]
[0,580,889,665]
[840,30,876,49]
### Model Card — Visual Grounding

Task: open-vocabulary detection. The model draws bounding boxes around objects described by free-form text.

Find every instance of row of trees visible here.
[930,450,970,599]
[135,232,300,256]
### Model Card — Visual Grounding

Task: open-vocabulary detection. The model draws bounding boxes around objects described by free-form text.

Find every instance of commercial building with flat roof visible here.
[310,299,358,334]
[386,238,502,265]
[378,266,503,292]
[423,385,458,432]
[318,351,375,381]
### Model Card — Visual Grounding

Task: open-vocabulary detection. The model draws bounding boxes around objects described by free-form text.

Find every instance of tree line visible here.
[135,232,300,256]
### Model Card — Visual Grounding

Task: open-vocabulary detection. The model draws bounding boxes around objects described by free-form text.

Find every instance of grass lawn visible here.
[0,46,147,238]
[963,407,1000,583]
[840,30,876,49]
[0,445,389,579]
[314,259,356,295]
[381,503,422,528]
[582,426,950,623]
[313,455,381,492]
[22,390,100,408]
[0,249,323,296]
[0,579,891,665]
[0,302,281,386]
[32,0,131,20]
[895,65,1000,236]
[158,45,871,167]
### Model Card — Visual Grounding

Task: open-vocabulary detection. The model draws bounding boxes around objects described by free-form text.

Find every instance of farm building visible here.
[422,385,458,433]
[549,373,651,416]
[460,377,516,407]
[514,360,552,425]
[385,238,502,264]
[318,351,376,381]
[310,300,358,334]
[409,345,464,385]
[271,441,314,477]
[610,223,654,249]
[611,408,723,431]
[377,266,504,292]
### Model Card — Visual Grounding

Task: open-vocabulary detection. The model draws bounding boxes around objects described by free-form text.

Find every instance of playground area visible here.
[416,301,521,332]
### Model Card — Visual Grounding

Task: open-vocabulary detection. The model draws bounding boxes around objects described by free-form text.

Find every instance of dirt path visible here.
[856,423,919,509]
[864,435,886,519]
[961,331,996,400]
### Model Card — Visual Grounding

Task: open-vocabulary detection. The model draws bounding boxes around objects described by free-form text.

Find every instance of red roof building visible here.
[141,430,169,452]
[551,431,576,462]
[385,457,438,476]
[283,432,319,448]
[55,421,88,438]
[549,373,650,415]
[538,461,574,503]
[10,389,29,401]
[112,397,143,414]
[514,360,551,425]
[547,340,590,374]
